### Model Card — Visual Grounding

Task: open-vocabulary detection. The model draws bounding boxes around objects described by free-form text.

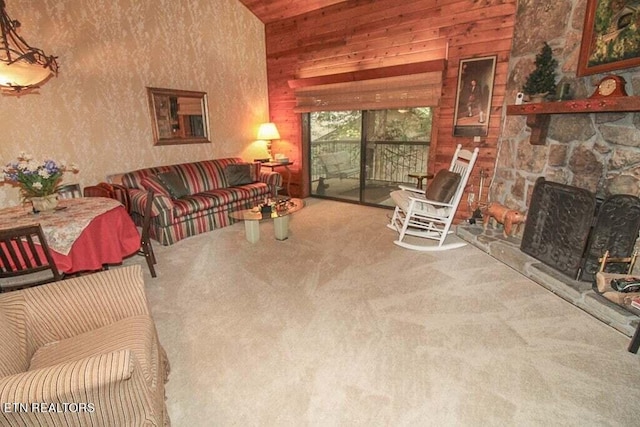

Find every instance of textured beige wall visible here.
[0,0,269,206]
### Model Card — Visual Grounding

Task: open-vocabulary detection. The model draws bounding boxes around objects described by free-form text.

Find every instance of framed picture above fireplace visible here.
[453,56,496,137]
[577,0,640,76]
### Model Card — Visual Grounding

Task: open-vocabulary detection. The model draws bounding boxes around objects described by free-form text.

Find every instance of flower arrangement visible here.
[1,152,79,198]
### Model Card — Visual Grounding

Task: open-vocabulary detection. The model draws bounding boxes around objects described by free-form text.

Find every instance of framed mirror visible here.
[147,87,211,146]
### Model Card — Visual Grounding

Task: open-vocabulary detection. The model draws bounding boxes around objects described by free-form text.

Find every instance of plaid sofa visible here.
[0,265,169,426]
[121,158,282,246]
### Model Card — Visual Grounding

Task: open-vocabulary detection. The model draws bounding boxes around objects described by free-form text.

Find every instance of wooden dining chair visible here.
[139,190,157,278]
[84,182,132,213]
[0,224,63,292]
[83,182,116,198]
[110,183,132,214]
[57,183,82,199]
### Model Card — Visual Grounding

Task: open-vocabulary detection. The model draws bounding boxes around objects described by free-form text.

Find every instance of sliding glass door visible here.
[309,108,432,207]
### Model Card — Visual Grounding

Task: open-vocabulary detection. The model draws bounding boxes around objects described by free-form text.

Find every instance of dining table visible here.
[0,197,140,274]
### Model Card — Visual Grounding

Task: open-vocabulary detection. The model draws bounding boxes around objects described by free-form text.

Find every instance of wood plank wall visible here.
[265,0,517,220]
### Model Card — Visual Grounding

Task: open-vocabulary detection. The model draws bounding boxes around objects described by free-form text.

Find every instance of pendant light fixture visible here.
[0,0,58,95]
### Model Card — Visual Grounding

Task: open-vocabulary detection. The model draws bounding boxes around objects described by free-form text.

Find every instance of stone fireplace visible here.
[486,0,640,280]
[492,0,640,214]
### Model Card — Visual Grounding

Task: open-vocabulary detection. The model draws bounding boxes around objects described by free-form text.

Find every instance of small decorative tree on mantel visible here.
[523,42,558,102]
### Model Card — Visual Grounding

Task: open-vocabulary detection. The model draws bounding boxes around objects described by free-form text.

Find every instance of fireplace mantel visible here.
[506,96,640,145]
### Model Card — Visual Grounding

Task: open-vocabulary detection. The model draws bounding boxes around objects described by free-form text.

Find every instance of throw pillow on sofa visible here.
[157,171,190,199]
[224,164,253,186]
[425,170,461,203]
[141,174,188,200]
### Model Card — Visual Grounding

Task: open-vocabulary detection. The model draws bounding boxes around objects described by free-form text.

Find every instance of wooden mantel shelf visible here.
[507,96,640,115]
[506,96,640,145]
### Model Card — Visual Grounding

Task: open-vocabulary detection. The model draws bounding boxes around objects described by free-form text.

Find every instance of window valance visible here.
[289,60,445,112]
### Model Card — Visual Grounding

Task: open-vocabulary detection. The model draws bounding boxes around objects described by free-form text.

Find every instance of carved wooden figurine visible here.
[483,202,527,237]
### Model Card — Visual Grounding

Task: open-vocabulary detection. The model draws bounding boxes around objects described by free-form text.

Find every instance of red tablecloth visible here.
[52,205,140,274]
[0,201,140,275]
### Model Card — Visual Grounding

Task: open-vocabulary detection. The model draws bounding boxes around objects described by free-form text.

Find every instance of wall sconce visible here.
[0,0,59,95]
[257,122,280,160]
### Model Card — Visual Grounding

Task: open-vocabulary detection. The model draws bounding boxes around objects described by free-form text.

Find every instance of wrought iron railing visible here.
[310,140,429,184]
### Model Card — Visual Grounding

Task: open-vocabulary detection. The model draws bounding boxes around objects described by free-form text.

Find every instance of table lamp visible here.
[257,122,280,160]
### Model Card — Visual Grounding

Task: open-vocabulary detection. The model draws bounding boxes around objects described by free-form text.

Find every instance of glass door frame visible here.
[304,109,432,207]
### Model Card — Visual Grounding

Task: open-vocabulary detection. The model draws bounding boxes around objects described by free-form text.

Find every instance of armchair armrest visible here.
[259,170,282,188]
[407,194,454,208]
[398,185,425,194]
[0,349,159,426]
[129,188,174,227]
[23,265,150,347]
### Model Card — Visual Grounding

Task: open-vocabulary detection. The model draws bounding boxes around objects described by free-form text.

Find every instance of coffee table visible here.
[229,198,304,243]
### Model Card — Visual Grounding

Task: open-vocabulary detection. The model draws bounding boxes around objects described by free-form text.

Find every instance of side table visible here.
[407,172,433,190]
[262,161,294,196]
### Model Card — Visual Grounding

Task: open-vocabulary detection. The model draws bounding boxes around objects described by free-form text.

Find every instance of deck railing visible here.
[311,140,429,184]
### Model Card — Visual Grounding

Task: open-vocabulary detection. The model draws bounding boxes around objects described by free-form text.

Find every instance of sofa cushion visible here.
[122,165,172,191]
[224,163,253,186]
[0,295,29,377]
[172,183,270,217]
[390,189,452,217]
[174,159,235,193]
[172,194,221,217]
[249,162,261,182]
[425,170,461,203]
[29,314,157,385]
[157,171,190,199]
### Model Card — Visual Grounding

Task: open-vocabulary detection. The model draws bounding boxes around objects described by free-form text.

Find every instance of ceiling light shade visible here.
[0,0,58,95]
[257,122,280,140]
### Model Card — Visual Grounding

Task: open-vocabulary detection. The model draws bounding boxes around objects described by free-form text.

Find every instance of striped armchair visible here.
[121,158,282,245]
[0,265,169,426]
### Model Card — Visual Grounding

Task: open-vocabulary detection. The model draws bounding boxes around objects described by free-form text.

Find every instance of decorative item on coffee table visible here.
[257,197,293,218]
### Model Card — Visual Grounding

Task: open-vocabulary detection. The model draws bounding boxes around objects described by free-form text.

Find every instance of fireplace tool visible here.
[467,168,486,224]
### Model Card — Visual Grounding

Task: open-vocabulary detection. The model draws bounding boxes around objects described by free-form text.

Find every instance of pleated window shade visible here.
[292,71,443,113]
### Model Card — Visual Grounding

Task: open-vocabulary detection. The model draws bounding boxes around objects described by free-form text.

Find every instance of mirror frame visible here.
[146,87,211,146]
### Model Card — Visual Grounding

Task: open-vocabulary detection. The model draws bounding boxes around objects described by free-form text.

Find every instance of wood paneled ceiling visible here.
[237,0,350,24]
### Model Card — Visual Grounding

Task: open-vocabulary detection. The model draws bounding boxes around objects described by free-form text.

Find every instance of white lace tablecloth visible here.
[0,197,122,255]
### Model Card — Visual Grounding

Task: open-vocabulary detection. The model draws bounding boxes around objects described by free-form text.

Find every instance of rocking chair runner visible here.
[387,144,479,251]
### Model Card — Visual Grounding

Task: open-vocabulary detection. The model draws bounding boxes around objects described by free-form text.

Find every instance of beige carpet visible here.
[129,198,640,426]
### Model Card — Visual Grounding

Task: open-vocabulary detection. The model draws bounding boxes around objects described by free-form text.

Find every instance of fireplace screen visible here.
[520,178,596,279]
[521,178,640,281]
[580,195,640,282]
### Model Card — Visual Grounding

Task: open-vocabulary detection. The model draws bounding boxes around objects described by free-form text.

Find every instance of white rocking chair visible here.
[387,144,479,251]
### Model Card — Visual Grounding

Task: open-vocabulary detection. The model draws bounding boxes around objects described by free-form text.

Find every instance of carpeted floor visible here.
[129,198,640,426]
[338,184,398,204]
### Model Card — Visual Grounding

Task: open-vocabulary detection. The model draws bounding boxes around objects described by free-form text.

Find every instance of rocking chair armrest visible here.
[408,195,454,208]
[398,185,425,194]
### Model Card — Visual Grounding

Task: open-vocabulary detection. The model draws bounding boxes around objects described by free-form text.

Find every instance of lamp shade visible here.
[0,60,54,88]
[257,122,280,140]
